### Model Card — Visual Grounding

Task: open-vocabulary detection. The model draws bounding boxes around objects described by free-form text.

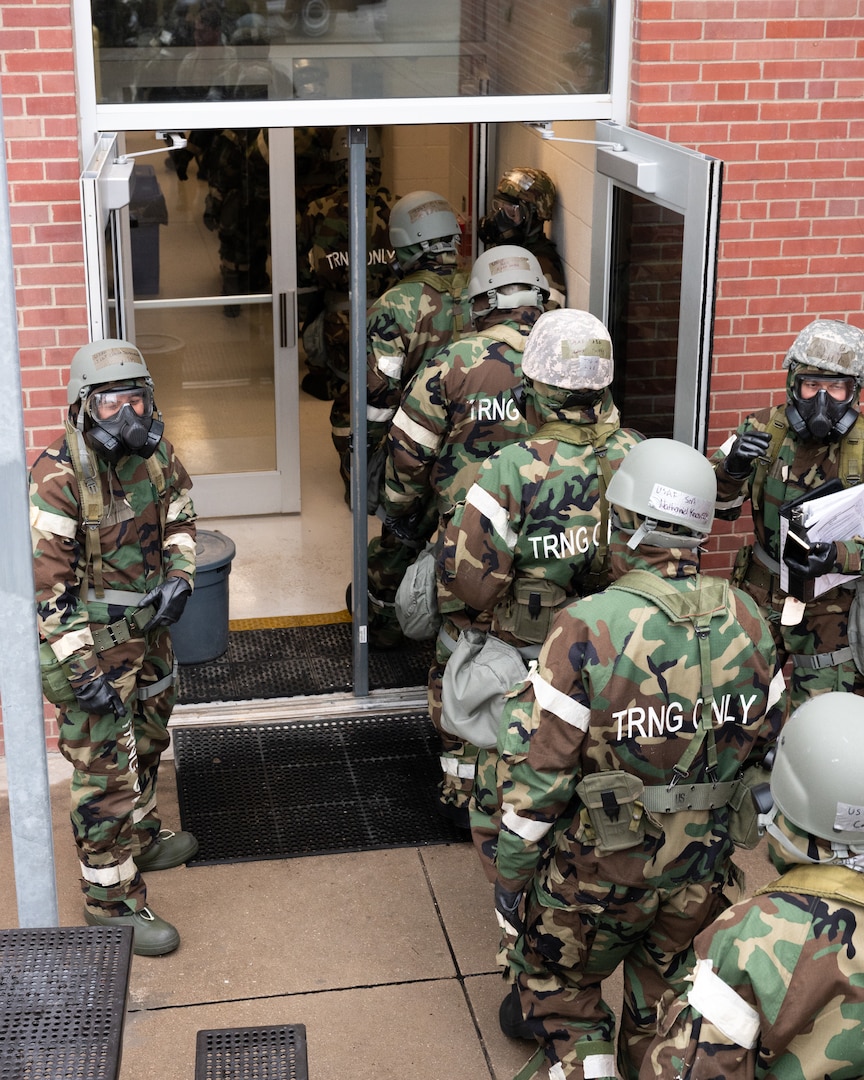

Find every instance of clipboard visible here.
[779,479,863,600]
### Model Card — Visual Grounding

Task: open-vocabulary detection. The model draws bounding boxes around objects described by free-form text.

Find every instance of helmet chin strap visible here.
[619,515,704,551]
[761,805,864,866]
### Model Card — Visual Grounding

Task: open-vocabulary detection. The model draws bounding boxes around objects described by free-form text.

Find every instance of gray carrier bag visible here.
[440,629,529,749]
[395,545,441,641]
[848,579,864,674]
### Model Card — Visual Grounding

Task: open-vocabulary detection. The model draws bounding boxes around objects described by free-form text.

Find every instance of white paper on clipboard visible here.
[779,483,864,597]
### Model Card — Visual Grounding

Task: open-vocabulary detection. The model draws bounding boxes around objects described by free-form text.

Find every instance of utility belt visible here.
[87,588,156,654]
[575,770,743,854]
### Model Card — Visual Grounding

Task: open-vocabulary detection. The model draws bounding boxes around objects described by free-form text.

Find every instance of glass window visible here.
[91,0,612,104]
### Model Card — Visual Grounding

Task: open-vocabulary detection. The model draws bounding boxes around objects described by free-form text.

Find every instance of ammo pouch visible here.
[575,771,646,853]
[38,641,75,706]
[727,764,771,849]
[498,578,568,645]
[440,629,530,750]
[730,544,753,589]
[395,544,441,641]
[847,578,864,675]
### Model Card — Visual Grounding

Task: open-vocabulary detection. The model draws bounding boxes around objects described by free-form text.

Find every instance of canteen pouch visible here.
[727,764,771,849]
[395,545,441,640]
[575,771,646,853]
[848,579,864,675]
[500,578,568,645]
[440,629,529,750]
[39,640,75,706]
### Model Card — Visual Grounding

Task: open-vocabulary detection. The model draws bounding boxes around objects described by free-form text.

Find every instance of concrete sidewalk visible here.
[0,751,777,1080]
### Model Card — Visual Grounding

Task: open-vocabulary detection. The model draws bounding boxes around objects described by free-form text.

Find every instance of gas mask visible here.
[786,371,859,441]
[82,383,163,463]
[478,198,531,245]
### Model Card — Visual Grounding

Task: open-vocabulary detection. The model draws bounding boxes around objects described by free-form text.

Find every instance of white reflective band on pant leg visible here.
[439,756,476,779]
[549,1064,567,1080]
[132,792,157,823]
[583,1054,617,1079]
[80,853,136,887]
[687,957,760,1048]
[502,804,554,843]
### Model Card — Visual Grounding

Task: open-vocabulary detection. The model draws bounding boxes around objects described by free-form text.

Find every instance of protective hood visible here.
[607,510,701,582]
[527,383,619,428]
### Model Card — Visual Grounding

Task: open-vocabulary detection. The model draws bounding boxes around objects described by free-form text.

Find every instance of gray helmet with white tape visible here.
[467,245,549,321]
[606,438,715,548]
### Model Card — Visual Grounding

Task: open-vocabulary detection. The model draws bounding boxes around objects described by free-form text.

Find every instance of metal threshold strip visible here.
[170,685,429,729]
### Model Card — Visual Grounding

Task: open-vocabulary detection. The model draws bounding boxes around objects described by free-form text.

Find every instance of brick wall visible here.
[631,0,864,572]
[1,0,87,752]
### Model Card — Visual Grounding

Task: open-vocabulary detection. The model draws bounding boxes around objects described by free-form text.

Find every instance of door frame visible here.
[589,121,723,450]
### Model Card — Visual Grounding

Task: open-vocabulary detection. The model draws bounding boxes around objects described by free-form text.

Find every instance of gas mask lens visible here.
[796,375,856,404]
[87,385,154,422]
[492,197,525,225]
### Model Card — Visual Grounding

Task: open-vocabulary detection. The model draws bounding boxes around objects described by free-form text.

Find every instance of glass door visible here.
[81,128,300,517]
[589,121,723,449]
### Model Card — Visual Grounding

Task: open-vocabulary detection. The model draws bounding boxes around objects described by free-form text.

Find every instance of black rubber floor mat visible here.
[176,623,434,704]
[194,1024,307,1080]
[173,712,470,864]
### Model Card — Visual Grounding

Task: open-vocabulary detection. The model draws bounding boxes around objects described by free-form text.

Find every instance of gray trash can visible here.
[171,530,236,664]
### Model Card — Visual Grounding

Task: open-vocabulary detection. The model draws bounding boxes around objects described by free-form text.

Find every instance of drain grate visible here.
[177,623,434,704]
[0,926,132,1080]
[173,712,469,865]
[195,1024,307,1080]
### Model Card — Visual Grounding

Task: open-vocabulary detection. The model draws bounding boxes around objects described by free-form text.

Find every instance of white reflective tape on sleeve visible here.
[687,957,760,1048]
[767,668,785,712]
[501,805,554,843]
[165,530,196,557]
[547,287,566,310]
[526,667,590,732]
[31,506,78,539]
[440,756,476,779]
[80,853,136,887]
[392,408,440,451]
[466,484,518,549]
[367,405,395,423]
[377,353,404,380]
[719,433,738,455]
[715,494,746,512]
[583,1054,617,1079]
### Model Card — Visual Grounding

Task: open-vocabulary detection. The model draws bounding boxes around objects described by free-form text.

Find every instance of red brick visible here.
[673,41,735,61]
[735,39,796,60]
[705,20,766,40]
[766,19,824,38]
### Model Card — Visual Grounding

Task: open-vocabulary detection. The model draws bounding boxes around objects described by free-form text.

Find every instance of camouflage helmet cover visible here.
[770,692,864,847]
[521,308,612,390]
[67,339,152,404]
[606,438,716,536]
[782,319,864,383]
[496,167,556,221]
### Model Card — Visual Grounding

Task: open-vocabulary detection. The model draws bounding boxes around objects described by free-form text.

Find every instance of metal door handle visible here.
[279,291,296,349]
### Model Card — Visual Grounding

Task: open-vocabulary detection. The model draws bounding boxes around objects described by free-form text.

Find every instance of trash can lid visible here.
[195,529,236,570]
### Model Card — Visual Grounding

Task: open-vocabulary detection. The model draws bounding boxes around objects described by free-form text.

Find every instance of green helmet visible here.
[770,692,864,848]
[522,308,612,390]
[606,438,715,542]
[497,167,557,221]
[782,319,864,384]
[67,339,152,405]
[467,245,549,317]
[388,190,460,252]
[329,125,383,164]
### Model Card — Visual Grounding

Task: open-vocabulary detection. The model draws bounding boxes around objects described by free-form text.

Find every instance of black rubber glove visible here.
[384,508,425,546]
[139,577,193,632]
[723,429,772,478]
[494,881,525,937]
[783,540,838,580]
[73,674,126,717]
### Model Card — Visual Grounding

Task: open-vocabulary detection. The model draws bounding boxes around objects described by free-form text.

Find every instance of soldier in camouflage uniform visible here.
[479,167,566,310]
[492,438,785,1080]
[713,319,864,712]
[362,190,470,647]
[438,308,643,874]
[30,340,198,957]
[383,247,549,822]
[296,127,397,493]
[640,691,864,1079]
[203,127,271,316]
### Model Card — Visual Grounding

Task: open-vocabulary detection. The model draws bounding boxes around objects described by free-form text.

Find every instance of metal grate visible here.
[0,926,133,1080]
[195,1024,307,1080]
[176,622,434,704]
[173,712,469,865]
